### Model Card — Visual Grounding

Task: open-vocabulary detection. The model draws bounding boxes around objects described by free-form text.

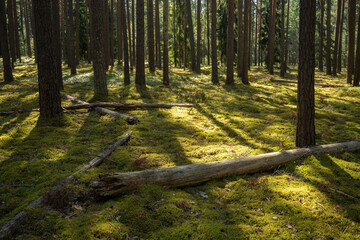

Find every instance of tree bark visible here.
[225,0,234,85]
[353,6,360,87]
[280,0,286,77]
[237,0,243,78]
[33,0,63,118]
[325,0,331,75]
[91,140,360,197]
[163,0,169,86]
[196,0,201,73]
[332,0,341,75]
[121,0,130,85]
[75,0,80,65]
[7,0,16,67]
[0,0,14,82]
[296,0,316,147]
[126,0,132,67]
[347,0,356,84]
[284,0,290,72]
[91,0,108,96]
[24,0,32,57]
[242,0,249,84]
[104,0,110,69]
[211,0,218,84]
[135,0,145,85]
[207,0,210,65]
[155,0,161,68]
[337,0,345,73]
[109,0,115,66]
[148,0,155,72]
[13,0,21,62]
[52,0,63,90]
[131,0,135,66]
[268,0,276,75]
[319,0,324,71]
[67,0,76,75]
[185,0,196,71]
[116,0,122,64]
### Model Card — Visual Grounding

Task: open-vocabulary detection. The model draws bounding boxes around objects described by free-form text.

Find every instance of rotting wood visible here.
[91,140,360,198]
[270,78,347,88]
[0,131,132,239]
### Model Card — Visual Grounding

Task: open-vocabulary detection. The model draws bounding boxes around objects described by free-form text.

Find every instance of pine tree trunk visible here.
[62,0,67,60]
[116,0,122,64]
[173,1,177,67]
[33,0,63,118]
[207,0,210,65]
[318,0,324,71]
[75,0,80,65]
[254,3,258,66]
[325,0,331,75]
[148,0,155,72]
[135,0,145,85]
[211,0,218,84]
[155,0,160,68]
[196,0,201,73]
[225,0,234,85]
[121,0,130,85]
[29,0,37,63]
[67,0,76,75]
[237,0,243,77]
[268,0,276,75]
[104,0,110,69]
[280,0,286,77]
[163,0,169,86]
[337,0,345,73]
[13,0,21,62]
[86,0,91,62]
[183,4,187,69]
[52,0,63,90]
[284,0,289,71]
[347,0,356,84]
[90,0,108,96]
[296,0,316,147]
[242,0,249,84]
[24,0,32,57]
[110,0,114,66]
[332,0,341,75]
[132,0,135,66]
[0,0,14,82]
[7,0,15,67]
[258,0,262,66]
[353,6,360,86]
[185,0,196,71]
[126,0,132,67]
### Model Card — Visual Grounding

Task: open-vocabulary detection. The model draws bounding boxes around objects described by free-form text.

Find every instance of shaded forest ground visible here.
[1,59,360,239]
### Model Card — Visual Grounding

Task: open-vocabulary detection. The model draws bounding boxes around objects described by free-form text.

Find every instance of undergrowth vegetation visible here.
[1,59,360,239]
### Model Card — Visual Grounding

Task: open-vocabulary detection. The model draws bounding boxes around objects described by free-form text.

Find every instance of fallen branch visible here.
[64,102,195,110]
[270,78,347,88]
[91,140,360,198]
[0,108,39,116]
[61,94,139,124]
[0,131,132,239]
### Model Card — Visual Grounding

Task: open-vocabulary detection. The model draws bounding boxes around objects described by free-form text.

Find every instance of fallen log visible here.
[270,78,347,88]
[61,94,138,124]
[0,131,132,239]
[91,140,360,198]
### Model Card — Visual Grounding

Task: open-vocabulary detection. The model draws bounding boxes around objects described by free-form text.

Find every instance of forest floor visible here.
[1,59,360,239]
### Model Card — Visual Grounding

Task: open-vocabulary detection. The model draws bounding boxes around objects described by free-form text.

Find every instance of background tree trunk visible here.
[33,0,63,118]
[207,0,210,65]
[325,0,331,75]
[163,0,169,86]
[126,0,132,67]
[268,0,276,75]
[332,0,341,75]
[296,0,316,147]
[67,0,76,75]
[211,0,218,84]
[185,0,196,71]
[75,0,80,65]
[110,0,114,66]
[319,0,324,71]
[135,0,145,85]
[347,0,356,84]
[116,0,122,64]
[121,0,130,85]
[148,0,155,72]
[7,0,16,67]
[242,0,249,84]
[237,0,243,78]
[155,0,161,68]
[104,0,110,69]
[280,0,286,77]
[13,0,21,62]
[225,0,234,85]
[196,0,201,73]
[353,6,360,86]
[90,0,108,96]
[337,0,345,73]
[52,0,63,90]
[0,0,14,82]
[284,0,289,71]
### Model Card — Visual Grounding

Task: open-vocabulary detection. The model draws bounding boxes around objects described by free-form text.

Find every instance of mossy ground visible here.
[1,59,360,239]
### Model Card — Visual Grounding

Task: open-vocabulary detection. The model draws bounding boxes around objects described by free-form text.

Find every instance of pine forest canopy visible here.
[1,0,360,237]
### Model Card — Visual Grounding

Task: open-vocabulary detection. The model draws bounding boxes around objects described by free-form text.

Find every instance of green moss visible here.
[1,61,360,239]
